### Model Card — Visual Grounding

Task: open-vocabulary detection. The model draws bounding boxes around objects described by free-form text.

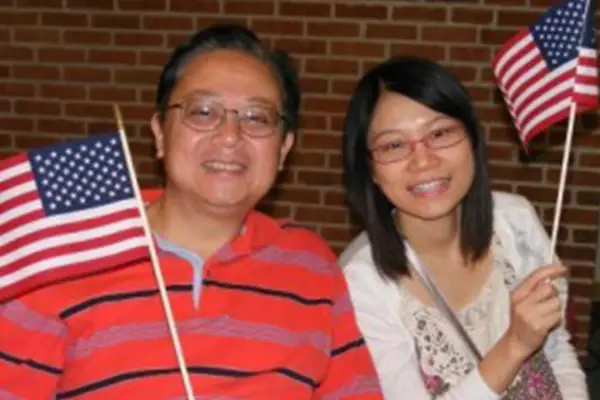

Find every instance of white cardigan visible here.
[339,191,588,399]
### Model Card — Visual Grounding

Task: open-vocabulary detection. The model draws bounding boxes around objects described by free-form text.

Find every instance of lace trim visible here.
[399,235,516,394]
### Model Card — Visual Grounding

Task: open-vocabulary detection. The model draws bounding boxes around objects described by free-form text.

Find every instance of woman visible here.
[339,56,588,399]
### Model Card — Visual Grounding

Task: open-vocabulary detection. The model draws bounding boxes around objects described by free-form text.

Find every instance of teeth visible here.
[204,161,244,172]
[412,180,446,193]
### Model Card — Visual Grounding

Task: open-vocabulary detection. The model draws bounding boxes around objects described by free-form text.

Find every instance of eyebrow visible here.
[370,115,455,138]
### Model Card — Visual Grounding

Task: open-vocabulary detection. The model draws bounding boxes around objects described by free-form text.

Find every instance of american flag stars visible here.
[29,134,134,216]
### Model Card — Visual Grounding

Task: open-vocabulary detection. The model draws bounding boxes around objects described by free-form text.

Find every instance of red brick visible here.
[335,4,388,20]
[139,50,169,66]
[92,14,141,30]
[302,96,348,114]
[15,134,62,149]
[307,21,359,37]
[119,104,154,121]
[570,265,595,280]
[0,11,38,26]
[365,23,417,40]
[64,66,111,83]
[497,10,540,27]
[488,163,543,181]
[65,103,113,119]
[331,41,385,58]
[450,46,491,62]
[331,79,357,96]
[114,68,159,85]
[197,16,248,30]
[572,229,597,245]
[0,45,34,61]
[66,0,115,9]
[446,65,478,82]
[422,26,477,43]
[0,134,12,147]
[270,187,321,204]
[143,15,194,31]
[166,33,190,48]
[576,190,600,206]
[321,226,359,243]
[14,99,61,115]
[13,65,60,80]
[516,185,568,204]
[488,0,527,4]
[305,58,358,75]
[16,0,62,7]
[41,12,89,27]
[0,116,34,132]
[273,38,326,55]
[0,99,10,112]
[480,28,516,46]
[545,207,597,225]
[13,28,60,43]
[252,19,303,36]
[286,151,326,168]
[88,49,137,64]
[390,43,446,61]
[225,1,274,15]
[301,133,341,150]
[40,83,87,100]
[89,87,137,102]
[0,82,35,97]
[36,118,86,134]
[546,169,600,187]
[38,48,86,63]
[295,206,346,224]
[115,32,164,47]
[117,0,165,10]
[452,7,494,24]
[392,5,447,22]
[63,30,112,45]
[298,114,327,130]
[280,2,331,17]
[324,190,345,206]
[170,0,219,12]
[299,77,328,94]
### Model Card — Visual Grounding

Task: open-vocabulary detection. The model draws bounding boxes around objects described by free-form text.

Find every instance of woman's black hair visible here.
[342,55,493,279]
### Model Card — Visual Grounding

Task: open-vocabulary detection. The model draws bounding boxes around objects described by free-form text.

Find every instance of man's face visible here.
[151,50,294,216]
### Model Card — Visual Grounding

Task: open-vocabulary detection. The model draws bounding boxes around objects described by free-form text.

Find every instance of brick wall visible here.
[0,0,598,353]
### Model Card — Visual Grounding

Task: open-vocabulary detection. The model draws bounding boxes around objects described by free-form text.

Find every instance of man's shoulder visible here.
[250,210,337,262]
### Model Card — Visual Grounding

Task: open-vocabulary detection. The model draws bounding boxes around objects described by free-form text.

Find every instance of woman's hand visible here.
[478,264,567,394]
[504,264,567,362]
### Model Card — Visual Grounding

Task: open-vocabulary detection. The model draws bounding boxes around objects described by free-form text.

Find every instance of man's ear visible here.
[278,131,295,171]
[150,113,165,159]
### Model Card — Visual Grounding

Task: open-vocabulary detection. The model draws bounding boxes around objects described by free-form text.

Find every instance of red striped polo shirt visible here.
[0,190,383,399]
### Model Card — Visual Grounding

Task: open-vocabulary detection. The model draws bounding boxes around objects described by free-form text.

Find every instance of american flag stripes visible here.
[492,0,598,145]
[0,133,150,302]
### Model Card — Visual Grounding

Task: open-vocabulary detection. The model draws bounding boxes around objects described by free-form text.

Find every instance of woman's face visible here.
[368,92,475,223]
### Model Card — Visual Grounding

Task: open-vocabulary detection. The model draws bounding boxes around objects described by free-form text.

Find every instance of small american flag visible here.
[492,0,598,145]
[0,133,150,302]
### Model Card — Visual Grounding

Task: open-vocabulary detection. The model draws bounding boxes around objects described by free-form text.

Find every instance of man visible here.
[0,24,382,399]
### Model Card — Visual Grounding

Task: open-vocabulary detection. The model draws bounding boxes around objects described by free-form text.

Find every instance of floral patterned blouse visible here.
[340,191,589,400]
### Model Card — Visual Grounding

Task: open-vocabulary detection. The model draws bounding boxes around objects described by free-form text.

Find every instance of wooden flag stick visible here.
[112,104,195,400]
[549,102,577,259]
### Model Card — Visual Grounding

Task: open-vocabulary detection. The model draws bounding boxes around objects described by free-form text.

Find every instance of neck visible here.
[147,187,246,259]
[396,209,462,262]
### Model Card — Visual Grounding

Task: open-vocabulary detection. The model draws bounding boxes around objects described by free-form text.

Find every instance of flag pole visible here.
[112,104,195,400]
[549,102,577,258]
